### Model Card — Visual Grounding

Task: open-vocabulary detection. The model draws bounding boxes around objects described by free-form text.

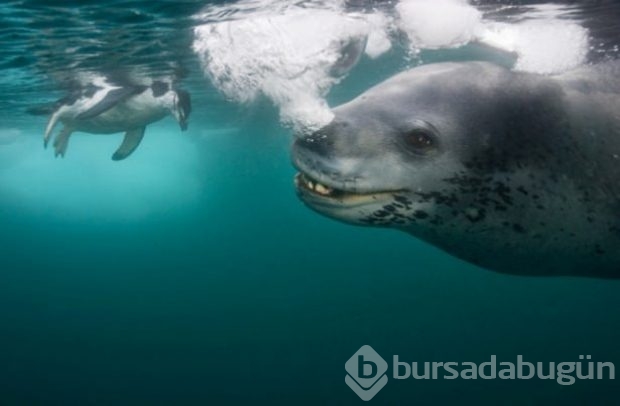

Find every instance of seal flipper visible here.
[78,86,146,120]
[53,126,73,158]
[112,127,146,161]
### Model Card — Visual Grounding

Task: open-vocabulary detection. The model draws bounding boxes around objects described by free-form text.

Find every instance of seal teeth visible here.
[297,173,334,196]
[315,183,331,195]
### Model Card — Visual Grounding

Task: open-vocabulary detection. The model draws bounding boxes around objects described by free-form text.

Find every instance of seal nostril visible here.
[298,124,338,155]
[299,137,328,155]
[294,118,353,158]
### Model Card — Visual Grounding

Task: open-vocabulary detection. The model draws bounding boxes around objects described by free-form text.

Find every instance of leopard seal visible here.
[292,61,620,278]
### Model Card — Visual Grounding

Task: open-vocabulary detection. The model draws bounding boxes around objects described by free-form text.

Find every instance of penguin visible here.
[40,80,191,160]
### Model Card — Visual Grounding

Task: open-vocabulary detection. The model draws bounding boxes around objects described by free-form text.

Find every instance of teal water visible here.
[1,1,620,404]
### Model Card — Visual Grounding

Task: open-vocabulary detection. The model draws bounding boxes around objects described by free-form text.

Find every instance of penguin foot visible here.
[53,127,72,158]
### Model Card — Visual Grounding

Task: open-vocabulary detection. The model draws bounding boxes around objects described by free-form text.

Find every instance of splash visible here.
[192,0,390,133]
[478,6,589,74]
[396,0,482,50]
[362,11,393,59]
[396,0,589,74]
[192,0,592,133]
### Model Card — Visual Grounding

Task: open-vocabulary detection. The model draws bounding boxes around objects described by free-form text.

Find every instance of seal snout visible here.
[292,131,352,202]
[295,121,341,157]
[292,122,401,209]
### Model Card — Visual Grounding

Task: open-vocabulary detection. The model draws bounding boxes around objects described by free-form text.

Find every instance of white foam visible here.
[191,0,592,133]
[479,19,589,75]
[192,0,392,132]
[361,11,393,59]
[396,0,482,50]
[396,0,589,74]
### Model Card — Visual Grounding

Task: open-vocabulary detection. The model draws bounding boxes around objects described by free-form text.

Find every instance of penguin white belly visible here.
[70,96,168,134]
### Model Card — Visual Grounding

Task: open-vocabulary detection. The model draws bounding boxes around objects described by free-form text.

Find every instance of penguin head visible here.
[172,89,191,131]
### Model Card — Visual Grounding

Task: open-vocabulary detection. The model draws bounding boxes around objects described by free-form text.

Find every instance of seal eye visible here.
[404,129,436,154]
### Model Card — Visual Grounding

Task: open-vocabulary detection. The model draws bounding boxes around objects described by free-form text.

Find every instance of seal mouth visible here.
[294,171,401,206]
[295,172,345,198]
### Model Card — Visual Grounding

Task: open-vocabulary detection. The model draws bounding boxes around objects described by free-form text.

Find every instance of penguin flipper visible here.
[78,86,145,120]
[112,127,146,161]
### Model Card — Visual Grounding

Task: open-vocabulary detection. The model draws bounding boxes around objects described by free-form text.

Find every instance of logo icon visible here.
[345,345,388,401]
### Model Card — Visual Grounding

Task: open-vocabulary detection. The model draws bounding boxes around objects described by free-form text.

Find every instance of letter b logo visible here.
[359,355,377,378]
[345,345,388,401]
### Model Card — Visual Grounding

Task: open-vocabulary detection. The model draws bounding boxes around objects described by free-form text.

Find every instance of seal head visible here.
[293,62,620,278]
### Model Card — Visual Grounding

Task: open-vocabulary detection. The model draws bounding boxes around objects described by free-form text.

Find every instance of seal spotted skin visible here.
[292,61,620,278]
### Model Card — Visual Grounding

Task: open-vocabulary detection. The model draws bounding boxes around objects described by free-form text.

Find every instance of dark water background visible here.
[1,1,619,404]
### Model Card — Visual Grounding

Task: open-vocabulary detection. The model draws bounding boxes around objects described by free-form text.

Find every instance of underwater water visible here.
[1,0,619,404]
